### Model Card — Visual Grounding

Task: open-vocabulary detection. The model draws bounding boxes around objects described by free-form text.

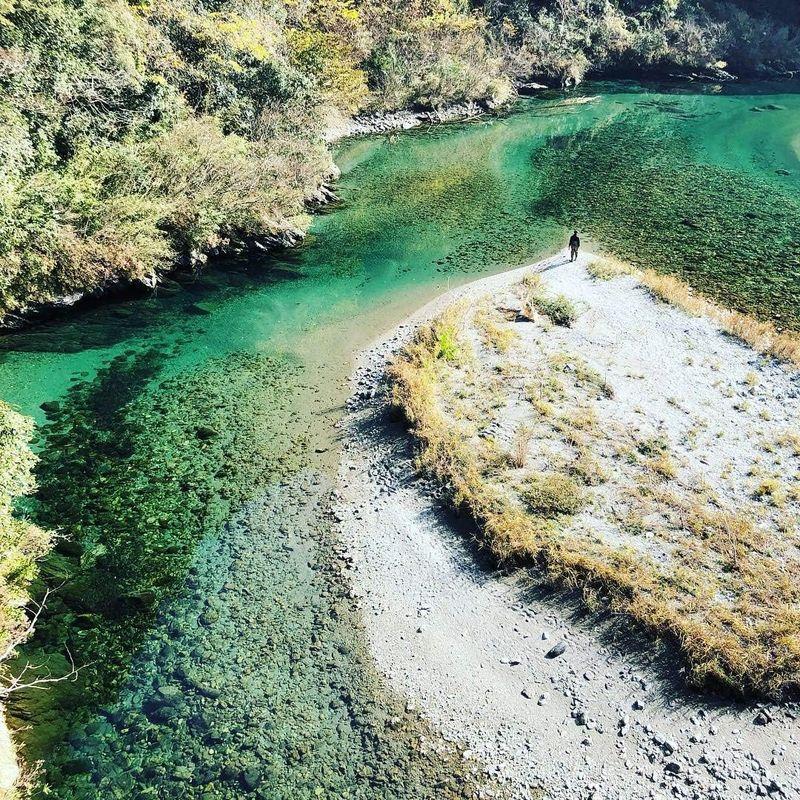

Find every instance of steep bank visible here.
[336,252,800,798]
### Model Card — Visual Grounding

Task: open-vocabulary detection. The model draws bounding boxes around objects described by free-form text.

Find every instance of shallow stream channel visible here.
[1,81,799,798]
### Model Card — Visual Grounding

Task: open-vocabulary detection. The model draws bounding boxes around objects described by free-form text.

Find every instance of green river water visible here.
[1,82,799,798]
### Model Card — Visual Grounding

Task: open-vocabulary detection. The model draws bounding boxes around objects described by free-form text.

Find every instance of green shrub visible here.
[636,435,670,456]
[366,3,511,110]
[0,403,52,666]
[531,294,578,327]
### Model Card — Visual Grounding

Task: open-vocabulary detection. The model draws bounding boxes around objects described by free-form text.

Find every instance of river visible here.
[1,81,799,799]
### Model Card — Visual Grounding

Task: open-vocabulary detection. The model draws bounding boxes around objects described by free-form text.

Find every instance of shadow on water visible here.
[0,258,308,355]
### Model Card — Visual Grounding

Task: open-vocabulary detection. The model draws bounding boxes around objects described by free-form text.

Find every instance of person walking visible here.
[569,230,580,262]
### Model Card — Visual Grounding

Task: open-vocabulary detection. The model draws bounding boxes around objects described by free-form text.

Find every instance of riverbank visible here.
[325,100,505,142]
[0,96,514,334]
[335,251,800,799]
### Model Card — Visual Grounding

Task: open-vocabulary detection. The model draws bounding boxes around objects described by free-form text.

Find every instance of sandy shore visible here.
[334,251,800,800]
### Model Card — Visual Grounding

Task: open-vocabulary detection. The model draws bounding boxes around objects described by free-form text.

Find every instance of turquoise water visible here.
[1,82,799,797]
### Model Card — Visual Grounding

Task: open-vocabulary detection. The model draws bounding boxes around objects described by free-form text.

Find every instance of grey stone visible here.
[545,641,567,659]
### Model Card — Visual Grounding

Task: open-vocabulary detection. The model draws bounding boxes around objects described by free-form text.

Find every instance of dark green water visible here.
[1,82,799,798]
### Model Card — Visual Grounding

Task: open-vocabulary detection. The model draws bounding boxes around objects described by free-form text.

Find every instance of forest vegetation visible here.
[0,404,51,683]
[0,0,798,326]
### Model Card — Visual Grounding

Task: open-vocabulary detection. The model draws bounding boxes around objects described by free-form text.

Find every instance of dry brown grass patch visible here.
[389,286,800,697]
[521,472,584,517]
[586,256,631,280]
[645,453,678,480]
[475,303,517,354]
[509,424,534,469]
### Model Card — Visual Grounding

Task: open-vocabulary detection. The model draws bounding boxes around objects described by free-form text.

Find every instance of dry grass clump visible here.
[754,477,787,507]
[521,472,584,517]
[586,256,631,280]
[475,304,517,354]
[390,288,800,697]
[646,453,678,480]
[570,448,608,486]
[776,430,800,457]
[587,258,800,369]
[509,424,534,469]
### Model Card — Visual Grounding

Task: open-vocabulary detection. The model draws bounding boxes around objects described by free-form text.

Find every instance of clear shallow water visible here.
[1,82,799,797]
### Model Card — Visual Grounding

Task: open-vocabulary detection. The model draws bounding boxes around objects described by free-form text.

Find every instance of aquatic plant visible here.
[8,349,309,772]
[531,118,800,329]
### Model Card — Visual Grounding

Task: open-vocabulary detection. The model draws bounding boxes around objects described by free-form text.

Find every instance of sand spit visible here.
[335,252,800,800]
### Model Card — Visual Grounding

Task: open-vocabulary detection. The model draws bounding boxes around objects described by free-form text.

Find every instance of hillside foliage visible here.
[0,0,797,322]
[0,0,512,320]
[0,403,51,671]
[487,0,800,85]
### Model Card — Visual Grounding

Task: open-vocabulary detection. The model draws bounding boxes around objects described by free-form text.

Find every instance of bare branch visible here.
[0,647,85,698]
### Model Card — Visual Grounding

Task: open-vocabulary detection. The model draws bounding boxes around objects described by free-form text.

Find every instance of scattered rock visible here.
[545,641,566,659]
